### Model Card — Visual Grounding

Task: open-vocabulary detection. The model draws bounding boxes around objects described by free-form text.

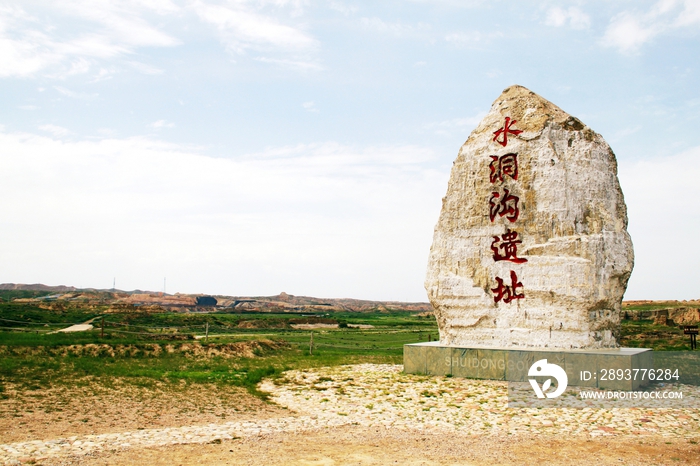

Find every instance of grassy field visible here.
[619,319,691,351]
[1,299,697,400]
[621,301,696,311]
[0,301,437,398]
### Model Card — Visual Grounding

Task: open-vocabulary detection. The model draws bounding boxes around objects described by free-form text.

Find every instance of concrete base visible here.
[404,342,653,391]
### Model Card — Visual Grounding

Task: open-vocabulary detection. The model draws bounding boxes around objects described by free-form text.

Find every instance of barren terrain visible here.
[2,364,698,465]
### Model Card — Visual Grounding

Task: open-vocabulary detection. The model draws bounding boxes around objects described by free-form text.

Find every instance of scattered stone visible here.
[1,364,698,464]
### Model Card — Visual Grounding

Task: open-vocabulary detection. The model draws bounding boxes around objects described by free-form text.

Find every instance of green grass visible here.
[620,319,691,351]
[0,303,99,326]
[0,290,55,302]
[3,300,696,402]
[0,336,406,400]
[0,301,436,399]
[0,331,152,346]
[96,309,437,332]
[0,337,292,394]
[622,301,692,311]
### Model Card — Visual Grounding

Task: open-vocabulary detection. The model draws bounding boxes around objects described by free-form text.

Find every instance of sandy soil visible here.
[2,365,699,465]
[54,324,94,334]
[0,380,286,444]
[43,426,700,465]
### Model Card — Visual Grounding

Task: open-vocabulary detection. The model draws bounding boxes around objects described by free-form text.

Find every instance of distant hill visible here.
[0,283,77,292]
[0,283,433,313]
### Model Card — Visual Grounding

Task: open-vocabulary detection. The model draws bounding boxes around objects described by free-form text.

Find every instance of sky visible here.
[0,0,699,301]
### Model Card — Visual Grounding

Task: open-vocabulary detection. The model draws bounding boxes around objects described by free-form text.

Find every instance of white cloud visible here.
[136,0,182,15]
[618,146,700,300]
[38,124,71,136]
[360,17,428,36]
[601,12,659,53]
[150,120,173,129]
[328,1,358,16]
[602,0,700,54]
[56,2,180,49]
[90,67,116,83]
[444,31,502,46]
[406,0,487,6]
[190,0,317,54]
[53,85,98,100]
[70,58,92,74]
[18,105,38,110]
[545,6,591,30]
[0,2,180,78]
[128,61,164,75]
[254,56,323,71]
[150,120,175,129]
[188,0,322,72]
[302,101,318,112]
[609,125,642,143]
[425,112,487,136]
[674,0,700,26]
[97,127,118,136]
[0,1,323,78]
[0,131,445,300]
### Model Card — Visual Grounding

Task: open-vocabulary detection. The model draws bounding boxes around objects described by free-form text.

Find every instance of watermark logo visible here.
[528,359,568,399]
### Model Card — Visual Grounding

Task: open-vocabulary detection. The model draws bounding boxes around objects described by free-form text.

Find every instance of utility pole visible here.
[309,331,314,356]
[101,316,105,338]
[205,322,209,342]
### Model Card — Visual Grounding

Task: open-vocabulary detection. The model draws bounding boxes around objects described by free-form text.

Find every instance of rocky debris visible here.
[236,319,286,329]
[1,364,698,463]
[625,307,700,325]
[670,307,700,325]
[654,312,669,326]
[290,323,339,330]
[127,293,196,306]
[624,300,700,306]
[426,85,633,349]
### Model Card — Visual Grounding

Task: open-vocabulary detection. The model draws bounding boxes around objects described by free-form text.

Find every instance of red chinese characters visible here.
[491,228,528,263]
[489,188,519,223]
[493,117,522,147]
[489,153,518,183]
[488,117,526,304]
[491,270,524,304]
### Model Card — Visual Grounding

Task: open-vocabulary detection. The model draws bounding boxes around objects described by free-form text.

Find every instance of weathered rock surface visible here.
[425,85,634,349]
[629,307,700,325]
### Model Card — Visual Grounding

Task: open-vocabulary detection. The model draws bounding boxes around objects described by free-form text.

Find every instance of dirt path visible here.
[40,427,700,465]
[50,317,98,334]
[2,364,699,465]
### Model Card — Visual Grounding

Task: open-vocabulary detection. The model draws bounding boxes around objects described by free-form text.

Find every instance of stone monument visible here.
[405,85,651,390]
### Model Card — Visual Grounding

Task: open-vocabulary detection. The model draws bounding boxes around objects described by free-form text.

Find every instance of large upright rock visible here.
[425,85,633,349]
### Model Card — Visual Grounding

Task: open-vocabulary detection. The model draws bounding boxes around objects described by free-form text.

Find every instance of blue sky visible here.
[1,0,699,301]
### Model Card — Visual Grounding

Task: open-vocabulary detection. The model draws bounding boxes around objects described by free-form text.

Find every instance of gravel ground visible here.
[1,364,699,465]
